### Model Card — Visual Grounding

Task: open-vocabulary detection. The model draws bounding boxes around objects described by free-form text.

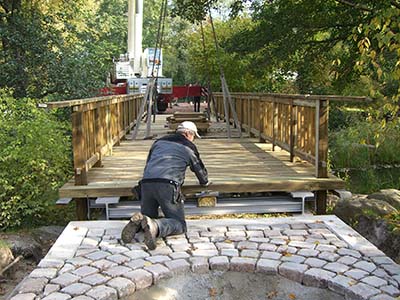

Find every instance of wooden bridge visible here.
[46,92,367,219]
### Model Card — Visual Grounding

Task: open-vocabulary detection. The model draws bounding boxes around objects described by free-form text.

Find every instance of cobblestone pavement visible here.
[8,215,400,300]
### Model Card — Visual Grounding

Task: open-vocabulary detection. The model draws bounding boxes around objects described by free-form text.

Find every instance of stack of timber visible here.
[167,111,210,132]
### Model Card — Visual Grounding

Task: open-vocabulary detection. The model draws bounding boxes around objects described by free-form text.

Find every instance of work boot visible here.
[141,216,159,250]
[121,212,144,243]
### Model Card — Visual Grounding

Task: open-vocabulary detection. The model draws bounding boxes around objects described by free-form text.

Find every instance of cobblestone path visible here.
[8,216,400,300]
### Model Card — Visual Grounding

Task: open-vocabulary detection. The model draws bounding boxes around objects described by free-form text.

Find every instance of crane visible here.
[112,0,172,111]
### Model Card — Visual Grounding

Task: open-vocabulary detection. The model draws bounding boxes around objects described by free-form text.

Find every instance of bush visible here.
[330,120,400,170]
[0,89,73,230]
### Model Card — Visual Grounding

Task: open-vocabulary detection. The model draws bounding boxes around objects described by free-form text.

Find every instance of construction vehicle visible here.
[109,0,172,111]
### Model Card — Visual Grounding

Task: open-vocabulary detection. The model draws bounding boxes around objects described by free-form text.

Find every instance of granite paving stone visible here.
[61,283,91,296]
[107,254,130,264]
[124,258,148,270]
[246,231,264,237]
[79,273,110,286]
[50,273,81,287]
[371,256,395,265]
[70,296,94,300]
[215,242,235,250]
[148,246,173,255]
[258,243,277,251]
[123,250,150,259]
[106,277,136,298]
[66,257,91,267]
[84,251,110,261]
[323,262,350,274]
[209,256,230,271]
[304,258,327,268]
[220,249,239,257]
[328,275,355,295]
[382,263,400,275]
[281,254,306,264]
[370,294,396,300]
[303,268,336,288]
[144,263,172,283]
[41,292,71,300]
[38,259,65,269]
[103,265,131,278]
[337,255,358,266]
[256,259,280,274]
[316,244,337,252]
[288,241,316,249]
[10,294,37,300]
[237,241,258,250]
[278,262,308,283]
[277,245,297,254]
[17,277,48,294]
[346,282,381,300]
[190,249,219,257]
[345,268,370,280]
[44,284,61,296]
[248,237,270,243]
[240,249,260,258]
[337,248,362,258]
[145,255,171,264]
[261,251,282,260]
[168,252,190,259]
[189,257,209,273]
[85,285,117,300]
[71,266,98,278]
[123,269,153,290]
[318,251,340,262]
[297,249,319,257]
[230,257,257,272]
[164,259,191,274]
[354,261,377,273]
[263,230,282,237]
[29,268,58,279]
[90,259,117,270]
[361,276,388,288]
[380,284,400,297]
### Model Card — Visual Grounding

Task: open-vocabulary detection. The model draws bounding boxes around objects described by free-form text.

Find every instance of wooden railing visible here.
[46,94,143,185]
[214,93,369,179]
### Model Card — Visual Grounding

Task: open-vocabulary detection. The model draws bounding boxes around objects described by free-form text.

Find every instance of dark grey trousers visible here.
[140,181,186,238]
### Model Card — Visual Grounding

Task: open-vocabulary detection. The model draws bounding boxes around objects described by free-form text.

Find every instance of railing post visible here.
[94,108,103,167]
[289,100,295,162]
[247,97,251,136]
[315,99,329,214]
[272,101,278,151]
[259,98,265,143]
[106,104,112,155]
[71,107,88,220]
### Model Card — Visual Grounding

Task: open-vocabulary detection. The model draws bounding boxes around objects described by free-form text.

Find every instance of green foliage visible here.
[330,120,400,170]
[0,89,72,230]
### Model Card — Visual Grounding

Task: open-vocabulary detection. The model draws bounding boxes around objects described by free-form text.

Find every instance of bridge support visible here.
[315,190,327,215]
[74,198,89,220]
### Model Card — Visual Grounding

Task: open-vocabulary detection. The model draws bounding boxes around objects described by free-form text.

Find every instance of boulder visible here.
[0,241,14,273]
[7,235,42,262]
[333,195,397,225]
[367,189,400,210]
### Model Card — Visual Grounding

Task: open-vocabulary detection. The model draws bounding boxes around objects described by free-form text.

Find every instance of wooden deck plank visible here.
[59,115,345,198]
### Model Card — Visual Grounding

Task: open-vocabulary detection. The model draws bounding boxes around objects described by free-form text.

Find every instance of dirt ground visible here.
[0,232,56,300]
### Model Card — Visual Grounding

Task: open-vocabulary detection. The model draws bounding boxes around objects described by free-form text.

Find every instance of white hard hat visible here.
[177,121,201,138]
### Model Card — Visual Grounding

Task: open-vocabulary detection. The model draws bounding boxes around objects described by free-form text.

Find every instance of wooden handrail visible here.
[46,94,143,187]
[213,92,369,179]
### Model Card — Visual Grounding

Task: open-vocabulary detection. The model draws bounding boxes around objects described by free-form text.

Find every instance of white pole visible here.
[127,0,136,59]
[134,0,143,75]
